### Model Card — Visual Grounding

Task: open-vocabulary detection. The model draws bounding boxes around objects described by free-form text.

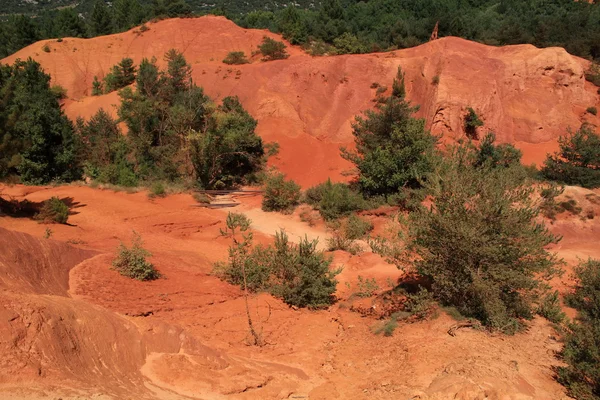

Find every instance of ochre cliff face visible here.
[3,16,598,186]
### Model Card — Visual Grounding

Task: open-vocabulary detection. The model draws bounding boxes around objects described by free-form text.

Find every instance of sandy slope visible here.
[2,183,599,399]
[2,15,600,400]
[3,16,598,186]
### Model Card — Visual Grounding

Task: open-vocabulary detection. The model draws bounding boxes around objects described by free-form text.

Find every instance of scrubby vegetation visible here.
[223,51,249,65]
[112,232,160,281]
[215,212,340,309]
[304,179,367,220]
[257,36,289,61]
[558,259,600,399]
[36,197,69,224]
[409,144,562,334]
[464,107,483,139]
[542,126,600,189]
[262,173,301,213]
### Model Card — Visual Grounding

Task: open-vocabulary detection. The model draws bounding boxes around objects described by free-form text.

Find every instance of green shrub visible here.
[542,126,600,189]
[50,84,67,99]
[42,44,50,53]
[558,259,600,399]
[432,75,440,85]
[91,76,103,96]
[356,275,379,297]
[374,313,401,336]
[585,63,600,87]
[258,36,289,61]
[149,181,166,198]
[387,188,425,211]
[223,51,250,65]
[375,85,387,96]
[344,214,373,239]
[587,106,598,116]
[405,288,436,320]
[262,173,301,212]
[103,58,136,93]
[327,229,362,255]
[537,290,566,324]
[560,199,582,215]
[304,179,365,220]
[342,67,438,197]
[193,192,212,204]
[215,228,340,308]
[464,107,483,139]
[112,232,159,281]
[410,145,562,333]
[36,197,69,224]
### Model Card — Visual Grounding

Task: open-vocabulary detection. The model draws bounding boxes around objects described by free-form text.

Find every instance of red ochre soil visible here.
[3,16,599,187]
[1,182,599,399]
[2,15,600,400]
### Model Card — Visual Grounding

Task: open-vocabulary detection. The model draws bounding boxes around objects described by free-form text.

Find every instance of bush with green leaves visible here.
[103,57,137,93]
[342,67,438,197]
[149,181,166,198]
[50,84,67,99]
[585,63,600,87]
[327,228,361,255]
[558,259,600,400]
[356,275,379,297]
[344,214,373,240]
[261,173,301,212]
[36,197,69,224]
[215,221,340,308]
[258,36,289,61]
[472,132,522,169]
[587,107,598,116]
[464,107,484,139]
[537,290,565,324]
[410,145,562,333]
[542,126,600,189]
[304,179,366,220]
[118,51,265,187]
[223,51,250,65]
[0,59,80,184]
[112,232,159,281]
[91,76,103,96]
[75,108,137,187]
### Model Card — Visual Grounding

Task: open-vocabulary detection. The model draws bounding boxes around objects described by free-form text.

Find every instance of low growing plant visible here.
[112,232,160,281]
[36,197,69,224]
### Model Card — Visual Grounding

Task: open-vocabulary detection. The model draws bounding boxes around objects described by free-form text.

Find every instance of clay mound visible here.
[0,227,96,296]
[3,16,599,186]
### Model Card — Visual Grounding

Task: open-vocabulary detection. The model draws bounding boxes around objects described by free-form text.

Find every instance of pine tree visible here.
[0,59,80,184]
[164,49,191,94]
[90,0,113,36]
[341,66,437,196]
[92,75,103,96]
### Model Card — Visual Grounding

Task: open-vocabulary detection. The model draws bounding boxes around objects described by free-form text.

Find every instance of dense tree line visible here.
[3,1,600,61]
[0,0,192,58]
[236,0,600,60]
